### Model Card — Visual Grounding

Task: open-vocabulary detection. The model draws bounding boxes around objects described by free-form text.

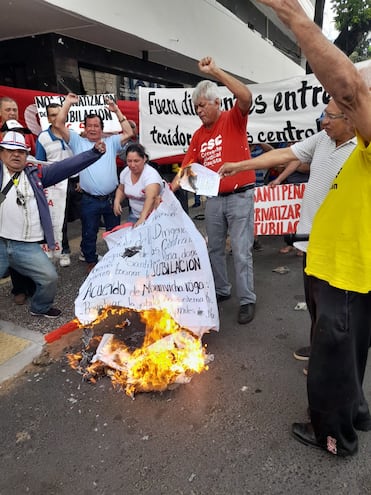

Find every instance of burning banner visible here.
[68,307,214,398]
[70,186,218,396]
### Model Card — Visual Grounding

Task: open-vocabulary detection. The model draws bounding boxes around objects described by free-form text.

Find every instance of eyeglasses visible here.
[321,111,345,120]
[16,189,26,207]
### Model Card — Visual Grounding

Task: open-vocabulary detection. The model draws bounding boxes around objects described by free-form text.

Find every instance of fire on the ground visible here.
[67,306,213,398]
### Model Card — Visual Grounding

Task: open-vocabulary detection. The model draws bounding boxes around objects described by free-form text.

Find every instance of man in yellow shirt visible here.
[252,0,371,457]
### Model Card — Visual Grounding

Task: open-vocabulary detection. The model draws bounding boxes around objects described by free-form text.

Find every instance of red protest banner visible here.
[254,183,305,235]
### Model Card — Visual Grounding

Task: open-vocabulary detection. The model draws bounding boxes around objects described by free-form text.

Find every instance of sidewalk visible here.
[0,318,44,384]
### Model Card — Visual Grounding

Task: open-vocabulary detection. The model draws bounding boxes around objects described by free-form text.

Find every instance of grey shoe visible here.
[238,303,255,324]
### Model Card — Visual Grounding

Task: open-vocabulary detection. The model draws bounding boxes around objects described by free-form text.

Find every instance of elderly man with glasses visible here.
[220,97,356,364]
[222,0,371,458]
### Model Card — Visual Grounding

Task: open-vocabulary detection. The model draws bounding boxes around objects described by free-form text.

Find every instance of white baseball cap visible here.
[0,131,30,151]
[0,119,32,134]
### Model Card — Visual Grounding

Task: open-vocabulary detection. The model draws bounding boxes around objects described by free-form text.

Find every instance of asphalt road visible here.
[1,214,371,495]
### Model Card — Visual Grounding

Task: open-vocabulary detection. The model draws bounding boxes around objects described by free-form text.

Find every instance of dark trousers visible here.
[307,276,371,456]
[302,253,316,343]
[10,267,36,297]
[80,194,119,263]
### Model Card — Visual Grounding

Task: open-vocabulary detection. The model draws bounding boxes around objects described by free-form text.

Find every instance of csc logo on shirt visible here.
[200,135,222,154]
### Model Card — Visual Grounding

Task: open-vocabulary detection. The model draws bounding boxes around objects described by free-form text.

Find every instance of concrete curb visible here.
[0,320,44,384]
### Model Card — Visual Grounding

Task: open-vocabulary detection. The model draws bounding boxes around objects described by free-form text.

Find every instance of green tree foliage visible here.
[331,0,371,61]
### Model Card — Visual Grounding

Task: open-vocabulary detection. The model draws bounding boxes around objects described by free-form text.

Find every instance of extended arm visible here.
[113,184,126,217]
[54,93,76,143]
[269,159,302,186]
[259,143,274,152]
[219,146,296,176]
[105,97,134,144]
[40,141,106,187]
[135,183,161,226]
[199,57,252,115]
[256,0,371,142]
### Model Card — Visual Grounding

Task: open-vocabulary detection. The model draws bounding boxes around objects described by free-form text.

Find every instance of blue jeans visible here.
[0,238,58,313]
[80,194,120,263]
[205,189,256,305]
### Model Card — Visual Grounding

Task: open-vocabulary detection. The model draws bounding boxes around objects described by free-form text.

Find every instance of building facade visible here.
[0,0,315,97]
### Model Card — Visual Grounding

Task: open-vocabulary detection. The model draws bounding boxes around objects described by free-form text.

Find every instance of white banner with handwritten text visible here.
[75,186,219,336]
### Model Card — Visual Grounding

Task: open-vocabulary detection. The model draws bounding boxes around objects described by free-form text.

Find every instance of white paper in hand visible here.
[179,163,220,197]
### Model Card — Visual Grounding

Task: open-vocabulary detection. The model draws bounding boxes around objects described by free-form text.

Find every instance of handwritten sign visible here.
[34,93,121,134]
[75,186,219,336]
[254,183,305,235]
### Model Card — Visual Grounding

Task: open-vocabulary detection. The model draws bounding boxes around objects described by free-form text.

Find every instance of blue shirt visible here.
[68,131,122,195]
[35,127,71,162]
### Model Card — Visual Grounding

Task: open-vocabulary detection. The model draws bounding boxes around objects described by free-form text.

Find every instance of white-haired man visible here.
[172,56,256,325]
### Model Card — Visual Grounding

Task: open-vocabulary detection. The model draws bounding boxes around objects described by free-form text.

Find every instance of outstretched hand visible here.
[218,162,239,178]
[94,141,106,154]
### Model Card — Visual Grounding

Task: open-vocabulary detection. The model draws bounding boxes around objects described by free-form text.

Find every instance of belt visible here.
[218,183,255,197]
[82,190,115,201]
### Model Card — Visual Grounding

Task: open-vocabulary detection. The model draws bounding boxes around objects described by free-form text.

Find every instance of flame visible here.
[67,307,211,397]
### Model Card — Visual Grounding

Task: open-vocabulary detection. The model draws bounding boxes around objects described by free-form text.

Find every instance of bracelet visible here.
[119,116,127,123]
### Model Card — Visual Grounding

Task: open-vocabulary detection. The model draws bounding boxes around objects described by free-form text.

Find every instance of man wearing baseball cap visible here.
[0,131,106,318]
[0,118,32,135]
[0,102,38,304]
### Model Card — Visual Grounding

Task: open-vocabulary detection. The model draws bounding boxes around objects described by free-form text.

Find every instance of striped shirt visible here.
[290,129,356,252]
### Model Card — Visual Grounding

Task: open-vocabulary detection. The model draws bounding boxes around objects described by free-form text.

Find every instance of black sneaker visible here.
[30,307,62,319]
[293,346,311,361]
[238,303,255,324]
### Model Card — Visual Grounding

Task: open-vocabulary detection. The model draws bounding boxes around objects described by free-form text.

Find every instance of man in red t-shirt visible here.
[172,56,256,324]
